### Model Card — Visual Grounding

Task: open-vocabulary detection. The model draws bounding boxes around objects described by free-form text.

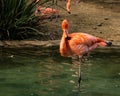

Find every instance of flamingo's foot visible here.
[78,76,81,88]
[68,11,71,14]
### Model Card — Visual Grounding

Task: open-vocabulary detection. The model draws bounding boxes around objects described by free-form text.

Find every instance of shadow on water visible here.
[0,46,120,96]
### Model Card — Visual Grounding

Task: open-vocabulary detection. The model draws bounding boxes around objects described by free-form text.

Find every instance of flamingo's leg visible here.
[55,0,58,21]
[78,56,82,88]
[49,0,54,21]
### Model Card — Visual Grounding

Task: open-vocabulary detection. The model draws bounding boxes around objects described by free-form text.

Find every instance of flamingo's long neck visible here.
[63,29,68,38]
[59,30,71,57]
[60,30,68,48]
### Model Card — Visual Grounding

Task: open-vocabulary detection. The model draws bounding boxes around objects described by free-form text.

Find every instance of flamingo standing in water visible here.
[59,19,112,88]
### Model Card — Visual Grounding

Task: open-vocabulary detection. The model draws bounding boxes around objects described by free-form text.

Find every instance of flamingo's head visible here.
[61,19,69,37]
[62,19,69,32]
[62,19,68,30]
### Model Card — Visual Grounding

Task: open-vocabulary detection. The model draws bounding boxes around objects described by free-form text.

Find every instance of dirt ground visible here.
[41,0,120,44]
[0,0,120,47]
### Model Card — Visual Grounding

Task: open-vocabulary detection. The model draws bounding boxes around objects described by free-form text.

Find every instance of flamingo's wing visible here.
[68,33,106,55]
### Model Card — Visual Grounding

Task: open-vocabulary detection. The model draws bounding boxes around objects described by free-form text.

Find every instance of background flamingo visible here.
[36,6,59,18]
[66,0,81,14]
[59,19,112,88]
[34,0,59,19]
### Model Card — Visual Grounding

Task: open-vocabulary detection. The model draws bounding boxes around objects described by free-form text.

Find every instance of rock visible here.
[97,23,103,26]
[93,27,97,30]
[69,80,75,84]
[104,17,109,20]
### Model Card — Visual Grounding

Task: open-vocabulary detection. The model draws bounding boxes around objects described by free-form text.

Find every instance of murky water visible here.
[0,47,120,96]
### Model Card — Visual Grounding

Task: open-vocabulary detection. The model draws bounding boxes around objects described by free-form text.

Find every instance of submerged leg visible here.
[78,56,82,88]
[81,52,90,62]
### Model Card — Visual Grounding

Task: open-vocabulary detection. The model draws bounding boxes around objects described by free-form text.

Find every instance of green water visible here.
[0,47,120,96]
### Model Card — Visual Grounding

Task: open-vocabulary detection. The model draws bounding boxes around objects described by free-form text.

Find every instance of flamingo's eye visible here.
[65,36,71,40]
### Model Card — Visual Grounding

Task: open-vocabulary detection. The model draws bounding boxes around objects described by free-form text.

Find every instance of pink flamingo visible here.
[59,19,112,88]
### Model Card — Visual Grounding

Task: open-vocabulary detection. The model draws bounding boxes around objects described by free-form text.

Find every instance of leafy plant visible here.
[0,0,41,40]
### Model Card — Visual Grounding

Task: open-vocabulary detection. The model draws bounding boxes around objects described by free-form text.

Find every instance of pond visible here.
[0,46,120,96]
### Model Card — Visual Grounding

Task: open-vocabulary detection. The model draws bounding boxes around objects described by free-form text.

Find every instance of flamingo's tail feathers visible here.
[97,38,112,46]
[106,41,112,46]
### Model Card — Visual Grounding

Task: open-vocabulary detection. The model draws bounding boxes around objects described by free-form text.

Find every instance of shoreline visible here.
[0,40,120,48]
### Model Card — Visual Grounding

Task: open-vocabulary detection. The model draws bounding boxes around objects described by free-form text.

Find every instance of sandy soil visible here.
[0,0,120,47]
[41,0,120,44]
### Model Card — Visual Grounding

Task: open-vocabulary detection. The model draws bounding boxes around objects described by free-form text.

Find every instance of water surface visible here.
[0,47,120,96]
